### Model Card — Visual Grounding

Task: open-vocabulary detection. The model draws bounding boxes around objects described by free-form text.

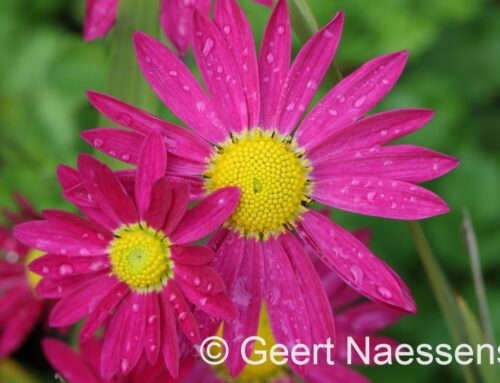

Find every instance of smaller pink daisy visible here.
[0,193,45,357]
[84,0,272,55]
[43,337,192,383]
[14,131,240,378]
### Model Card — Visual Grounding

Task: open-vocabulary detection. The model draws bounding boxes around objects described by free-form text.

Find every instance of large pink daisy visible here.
[0,194,45,357]
[81,0,457,377]
[14,132,240,378]
[84,0,272,55]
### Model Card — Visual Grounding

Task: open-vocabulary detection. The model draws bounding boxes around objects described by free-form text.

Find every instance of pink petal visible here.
[83,0,118,42]
[170,187,240,245]
[308,109,435,162]
[280,233,335,345]
[163,282,201,344]
[307,362,370,383]
[80,281,129,342]
[42,209,112,240]
[78,154,138,227]
[81,128,142,164]
[134,32,229,144]
[160,295,179,378]
[166,175,205,201]
[57,165,81,190]
[86,91,211,162]
[0,298,42,357]
[258,0,291,129]
[209,230,245,289]
[262,238,311,376]
[313,176,449,219]
[192,11,248,133]
[297,210,416,313]
[160,0,211,56]
[119,294,147,374]
[144,177,172,230]
[252,0,273,6]
[135,131,167,218]
[36,271,108,299]
[79,337,102,376]
[276,12,343,135]
[312,145,459,183]
[177,281,238,320]
[163,183,190,235]
[49,274,118,327]
[296,51,408,150]
[336,301,404,334]
[224,239,263,377]
[167,153,207,176]
[174,265,225,295]
[215,0,260,128]
[29,254,110,278]
[144,294,161,364]
[14,221,108,256]
[171,245,214,266]
[101,293,131,378]
[42,339,99,383]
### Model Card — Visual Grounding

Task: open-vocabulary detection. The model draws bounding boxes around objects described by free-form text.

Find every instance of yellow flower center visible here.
[109,224,173,292]
[205,129,312,240]
[214,305,287,382]
[25,249,44,289]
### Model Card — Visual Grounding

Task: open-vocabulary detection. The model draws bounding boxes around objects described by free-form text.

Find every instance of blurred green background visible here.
[0,0,499,382]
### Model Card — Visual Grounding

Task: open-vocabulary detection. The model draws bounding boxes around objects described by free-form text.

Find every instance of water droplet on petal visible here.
[132,303,140,312]
[377,286,393,300]
[277,25,285,35]
[79,248,89,256]
[42,266,50,274]
[59,264,74,276]
[117,114,133,127]
[336,94,346,103]
[199,297,208,306]
[223,25,230,34]
[121,358,129,372]
[121,154,131,161]
[266,53,274,64]
[354,95,367,108]
[203,38,214,56]
[193,277,201,286]
[178,312,187,321]
[93,139,103,148]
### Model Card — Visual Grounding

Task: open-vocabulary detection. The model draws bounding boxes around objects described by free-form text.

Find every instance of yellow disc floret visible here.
[109,224,173,292]
[205,129,312,240]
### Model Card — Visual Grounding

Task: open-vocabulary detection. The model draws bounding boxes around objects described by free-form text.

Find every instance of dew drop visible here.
[132,303,140,312]
[266,53,274,64]
[42,266,50,274]
[117,114,133,127]
[350,265,364,285]
[121,154,131,161]
[168,70,178,77]
[199,297,208,306]
[336,94,346,103]
[59,264,74,276]
[79,248,89,256]
[178,312,187,321]
[223,25,230,34]
[93,139,103,148]
[193,277,201,286]
[203,38,214,56]
[277,25,285,35]
[196,101,206,112]
[328,109,338,116]
[354,95,367,108]
[286,102,295,112]
[377,286,393,300]
[121,358,129,372]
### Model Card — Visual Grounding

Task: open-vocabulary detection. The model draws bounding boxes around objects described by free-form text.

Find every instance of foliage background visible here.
[0,0,499,381]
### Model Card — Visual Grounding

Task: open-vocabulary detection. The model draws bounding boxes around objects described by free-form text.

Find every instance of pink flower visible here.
[0,194,45,357]
[14,132,240,378]
[81,0,457,377]
[84,0,272,55]
[42,337,194,383]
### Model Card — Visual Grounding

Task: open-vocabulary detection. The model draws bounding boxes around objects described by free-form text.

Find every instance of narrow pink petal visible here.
[81,128,143,164]
[262,238,311,376]
[101,294,131,378]
[135,131,167,218]
[119,294,146,374]
[160,296,179,378]
[79,337,102,376]
[0,298,42,357]
[313,176,449,219]
[192,11,248,132]
[258,0,291,129]
[163,183,190,235]
[307,362,370,383]
[36,271,108,299]
[86,91,211,162]
[170,187,240,245]
[297,210,416,313]
[57,165,81,190]
[80,281,129,342]
[144,177,172,230]
[296,51,408,150]
[253,0,273,6]
[42,339,99,383]
[144,294,161,364]
[49,275,119,327]
[353,229,372,245]
[29,254,110,278]
[336,301,404,334]
[224,239,263,377]
[174,265,225,295]
[215,0,260,128]
[42,209,111,238]
[14,221,108,256]
[280,233,335,345]
[160,0,211,56]
[167,153,207,176]
[166,175,205,201]
[134,32,229,144]
[308,109,435,162]
[276,12,343,135]
[0,288,31,323]
[209,230,245,290]
[312,145,459,183]
[177,281,238,320]
[171,245,214,266]
[83,0,118,42]
[164,282,201,344]
[78,154,138,227]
